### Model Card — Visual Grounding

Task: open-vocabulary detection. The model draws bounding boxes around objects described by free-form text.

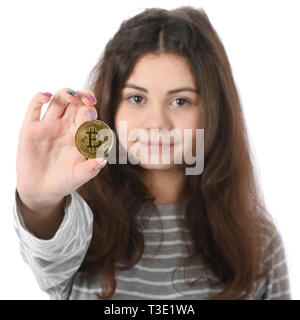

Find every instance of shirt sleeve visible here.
[12,188,94,300]
[259,227,292,300]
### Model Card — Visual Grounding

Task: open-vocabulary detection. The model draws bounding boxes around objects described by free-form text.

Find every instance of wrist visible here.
[16,189,65,216]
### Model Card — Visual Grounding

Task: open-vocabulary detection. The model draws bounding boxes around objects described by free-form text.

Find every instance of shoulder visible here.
[261,225,286,268]
[255,224,291,299]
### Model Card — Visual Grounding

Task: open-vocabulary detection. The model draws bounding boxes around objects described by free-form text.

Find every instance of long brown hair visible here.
[77,6,277,300]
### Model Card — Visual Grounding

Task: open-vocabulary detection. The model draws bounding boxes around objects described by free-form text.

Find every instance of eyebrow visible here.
[124,83,199,95]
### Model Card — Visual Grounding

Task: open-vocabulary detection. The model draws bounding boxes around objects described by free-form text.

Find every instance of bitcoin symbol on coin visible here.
[75,120,114,159]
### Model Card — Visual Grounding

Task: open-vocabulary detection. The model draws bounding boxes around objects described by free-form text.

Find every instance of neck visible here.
[141,168,185,205]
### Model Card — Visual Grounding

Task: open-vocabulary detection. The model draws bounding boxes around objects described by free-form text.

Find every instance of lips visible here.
[140,141,174,147]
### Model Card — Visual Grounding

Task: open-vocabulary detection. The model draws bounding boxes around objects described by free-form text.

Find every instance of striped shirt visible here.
[13,189,291,300]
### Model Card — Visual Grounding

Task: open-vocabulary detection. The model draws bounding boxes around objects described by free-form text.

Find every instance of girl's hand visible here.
[16,88,107,208]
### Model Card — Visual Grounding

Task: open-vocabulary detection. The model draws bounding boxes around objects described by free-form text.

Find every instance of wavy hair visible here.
[76,6,277,299]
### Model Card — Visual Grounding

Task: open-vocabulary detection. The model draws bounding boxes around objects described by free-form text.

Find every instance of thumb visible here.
[74,157,108,187]
[75,105,98,128]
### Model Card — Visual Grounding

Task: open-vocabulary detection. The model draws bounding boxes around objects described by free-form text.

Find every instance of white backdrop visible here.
[0,0,299,299]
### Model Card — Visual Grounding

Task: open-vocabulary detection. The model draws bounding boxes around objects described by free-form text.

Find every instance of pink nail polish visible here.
[85,94,97,103]
[94,160,107,171]
[42,92,52,97]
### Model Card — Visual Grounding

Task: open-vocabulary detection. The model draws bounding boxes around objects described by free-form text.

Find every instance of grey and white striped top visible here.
[13,189,291,300]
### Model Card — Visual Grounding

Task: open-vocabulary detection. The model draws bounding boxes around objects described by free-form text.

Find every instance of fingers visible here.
[24,92,53,123]
[25,88,98,125]
[74,103,98,130]
[41,88,81,121]
[62,89,98,124]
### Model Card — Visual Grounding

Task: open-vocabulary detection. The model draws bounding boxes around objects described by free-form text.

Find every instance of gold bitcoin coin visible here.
[75,120,114,159]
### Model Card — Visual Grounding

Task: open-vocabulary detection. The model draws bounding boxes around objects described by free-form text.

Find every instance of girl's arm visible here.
[12,188,94,300]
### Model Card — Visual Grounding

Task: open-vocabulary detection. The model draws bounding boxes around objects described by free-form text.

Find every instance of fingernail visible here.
[42,92,52,97]
[85,94,97,103]
[67,89,78,96]
[94,159,107,171]
[85,110,96,121]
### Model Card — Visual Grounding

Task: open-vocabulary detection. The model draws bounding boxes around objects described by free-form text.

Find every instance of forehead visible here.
[125,53,197,88]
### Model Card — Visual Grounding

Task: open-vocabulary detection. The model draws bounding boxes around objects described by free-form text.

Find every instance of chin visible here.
[138,162,176,170]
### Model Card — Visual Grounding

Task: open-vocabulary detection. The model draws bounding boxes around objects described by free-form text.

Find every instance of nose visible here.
[143,103,171,131]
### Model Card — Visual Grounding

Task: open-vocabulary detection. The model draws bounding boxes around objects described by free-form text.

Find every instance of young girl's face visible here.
[114,52,203,171]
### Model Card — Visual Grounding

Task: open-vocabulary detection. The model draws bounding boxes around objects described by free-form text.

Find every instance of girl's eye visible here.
[171,97,191,108]
[127,95,191,107]
[127,95,145,104]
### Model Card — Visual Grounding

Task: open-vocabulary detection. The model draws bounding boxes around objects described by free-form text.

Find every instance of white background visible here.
[0,0,299,299]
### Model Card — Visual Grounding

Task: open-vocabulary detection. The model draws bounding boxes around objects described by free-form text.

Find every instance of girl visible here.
[14,6,291,300]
